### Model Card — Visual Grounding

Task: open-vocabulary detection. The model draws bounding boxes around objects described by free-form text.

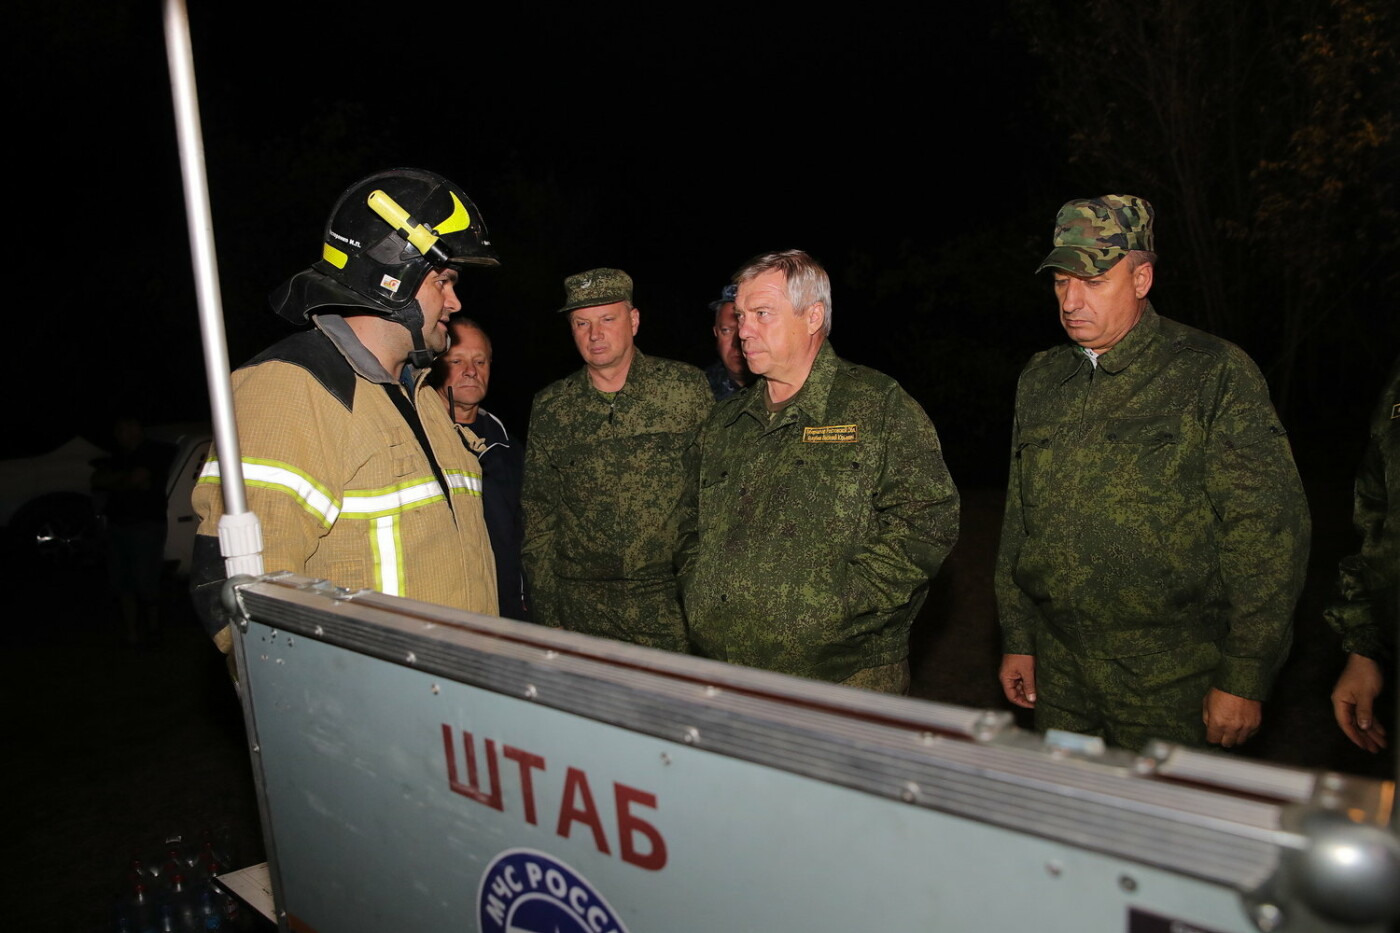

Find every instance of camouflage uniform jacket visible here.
[521,350,712,630]
[1324,355,1400,662]
[678,342,960,682]
[995,304,1310,701]
[192,316,498,638]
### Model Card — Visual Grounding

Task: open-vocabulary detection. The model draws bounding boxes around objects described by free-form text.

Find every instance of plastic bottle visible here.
[198,890,225,931]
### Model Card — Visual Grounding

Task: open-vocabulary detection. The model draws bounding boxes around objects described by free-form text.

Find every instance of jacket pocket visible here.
[1101,414,1185,503]
[1016,423,1056,509]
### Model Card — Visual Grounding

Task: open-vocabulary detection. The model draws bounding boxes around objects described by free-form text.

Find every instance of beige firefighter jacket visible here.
[193,317,497,620]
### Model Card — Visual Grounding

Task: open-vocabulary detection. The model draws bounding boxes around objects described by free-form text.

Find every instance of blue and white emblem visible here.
[477,848,629,933]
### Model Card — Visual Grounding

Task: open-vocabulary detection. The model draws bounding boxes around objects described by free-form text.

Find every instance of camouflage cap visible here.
[558,268,634,313]
[708,282,738,313]
[1036,195,1155,276]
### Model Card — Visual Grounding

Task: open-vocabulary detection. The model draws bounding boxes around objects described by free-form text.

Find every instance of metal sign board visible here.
[231,575,1398,933]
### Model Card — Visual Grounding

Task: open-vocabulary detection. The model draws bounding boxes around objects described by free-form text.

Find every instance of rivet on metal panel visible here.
[405,652,417,664]
[660,752,672,766]
[1045,860,1063,878]
[704,685,721,697]
[275,658,284,665]
[251,744,260,753]
[524,684,538,700]
[1250,903,1283,932]
[1321,773,1345,792]
[683,727,701,745]
[919,731,936,746]
[900,781,920,802]
[314,625,324,637]
[286,638,294,647]
[259,654,268,662]
[431,684,440,695]
[544,650,559,660]
[1118,874,1137,893]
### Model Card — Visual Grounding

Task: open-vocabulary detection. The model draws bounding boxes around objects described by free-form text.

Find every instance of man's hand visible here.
[999,654,1037,708]
[1331,653,1387,753]
[1202,688,1262,747]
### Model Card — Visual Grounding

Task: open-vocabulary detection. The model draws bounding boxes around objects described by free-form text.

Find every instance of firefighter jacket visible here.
[192,316,497,636]
[994,304,1310,702]
[677,342,960,683]
[520,350,712,649]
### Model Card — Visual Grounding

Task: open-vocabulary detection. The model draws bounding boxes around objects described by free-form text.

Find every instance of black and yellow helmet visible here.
[271,168,498,335]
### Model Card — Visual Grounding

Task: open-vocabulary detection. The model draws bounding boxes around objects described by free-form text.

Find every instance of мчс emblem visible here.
[477,848,629,933]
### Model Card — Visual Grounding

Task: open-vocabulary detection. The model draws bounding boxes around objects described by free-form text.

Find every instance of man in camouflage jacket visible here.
[996,195,1309,750]
[678,250,959,692]
[1325,356,1399,753]
[521,268,712,651]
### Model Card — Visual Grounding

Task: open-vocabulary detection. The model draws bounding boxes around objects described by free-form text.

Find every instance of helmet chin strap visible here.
[408,337,435,372]
[395,295,437,372]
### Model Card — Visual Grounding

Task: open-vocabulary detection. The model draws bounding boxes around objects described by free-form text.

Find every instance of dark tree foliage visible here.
[1012,0,1399,421]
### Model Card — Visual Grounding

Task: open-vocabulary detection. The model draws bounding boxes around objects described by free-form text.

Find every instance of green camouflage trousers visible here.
[1033,629,1218,751]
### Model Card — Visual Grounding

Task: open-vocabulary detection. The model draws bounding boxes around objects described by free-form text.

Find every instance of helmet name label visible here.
[327,228,362,248]
[380,274,402,294]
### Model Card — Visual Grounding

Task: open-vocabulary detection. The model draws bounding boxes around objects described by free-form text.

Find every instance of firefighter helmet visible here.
[270,169,498,349]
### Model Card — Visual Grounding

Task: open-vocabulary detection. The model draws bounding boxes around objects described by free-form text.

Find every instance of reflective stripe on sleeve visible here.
[198,457,340,527]
[341,478,447,518]
[443,469,483,496]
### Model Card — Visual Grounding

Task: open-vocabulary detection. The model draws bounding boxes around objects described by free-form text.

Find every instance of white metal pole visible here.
[163,0,263,578]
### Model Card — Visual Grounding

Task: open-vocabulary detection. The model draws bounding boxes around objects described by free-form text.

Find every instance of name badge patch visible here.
[803,424,858,443]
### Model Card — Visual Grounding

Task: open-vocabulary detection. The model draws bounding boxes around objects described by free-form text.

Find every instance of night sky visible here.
[13,1,1395,477]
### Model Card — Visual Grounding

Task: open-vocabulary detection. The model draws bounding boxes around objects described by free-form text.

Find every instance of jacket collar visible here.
[569,347,651,396]
[727,340,837,427]
[1096,302,1160,374]
[314,313,426,386]
[1055,302,1161,383]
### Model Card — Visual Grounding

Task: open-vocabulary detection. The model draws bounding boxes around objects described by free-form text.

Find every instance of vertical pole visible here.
[162,0,263,578]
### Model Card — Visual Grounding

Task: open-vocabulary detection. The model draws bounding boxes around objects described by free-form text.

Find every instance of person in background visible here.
[93,415,175,645]
[1326,356,1399,753]
[434,315,529,621]
[704,283,751,401]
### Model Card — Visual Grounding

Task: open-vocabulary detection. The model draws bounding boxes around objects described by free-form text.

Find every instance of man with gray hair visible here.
[995,195,1309,750]
[678,249,959,692]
